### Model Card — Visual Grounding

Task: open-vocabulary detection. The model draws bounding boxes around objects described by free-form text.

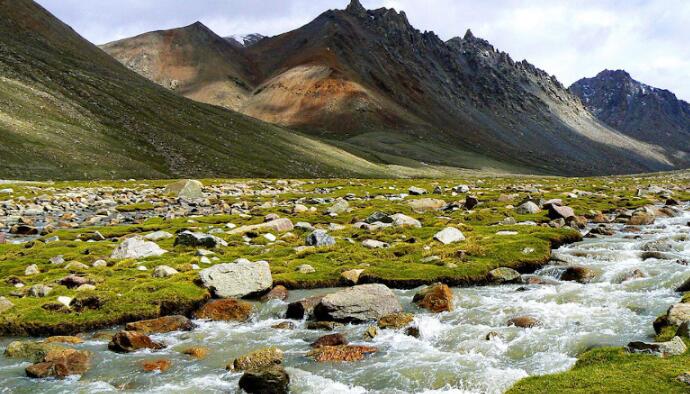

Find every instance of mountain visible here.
[225,33,266,48]
[0,0,442,180]
[570,70,690,159]
[101,0,681,176]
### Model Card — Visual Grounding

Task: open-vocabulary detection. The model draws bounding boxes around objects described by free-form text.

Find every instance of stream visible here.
[0,206,688,393]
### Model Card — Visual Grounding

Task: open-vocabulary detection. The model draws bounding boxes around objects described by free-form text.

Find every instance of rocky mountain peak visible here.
[345,0,366,15]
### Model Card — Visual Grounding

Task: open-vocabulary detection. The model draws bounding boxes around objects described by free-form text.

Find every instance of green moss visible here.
[507,344,690,393]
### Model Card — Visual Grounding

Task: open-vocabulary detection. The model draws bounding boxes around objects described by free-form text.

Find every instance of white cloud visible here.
[36,0,690,100]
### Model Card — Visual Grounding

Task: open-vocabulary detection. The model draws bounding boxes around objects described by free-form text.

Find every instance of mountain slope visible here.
[102,0,681,176]
[570,70,690,159]
[2,0,482,180]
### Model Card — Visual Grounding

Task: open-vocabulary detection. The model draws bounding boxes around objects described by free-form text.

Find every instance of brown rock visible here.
[306,321,344,330]
[547,205,575,220]
[26,348,91,379]
[125,315,194,334]
[44,336,84,344]
[272,321,296,330]
[194,299,252,321]
[405,326,420,338]
[182,347,209,359]
[286,295,324,319]
[311,333,348,348]
[377,313,414,329]
[412,283,453,313]
[507,316,541,328]
[108,331,164,353]
[261,285,289,302]
[307,345,377,362]
[231,347,283,371]
[627,213,655,226]
[560,266,596,283]
[239,365,290,394]
[142,359,172,372]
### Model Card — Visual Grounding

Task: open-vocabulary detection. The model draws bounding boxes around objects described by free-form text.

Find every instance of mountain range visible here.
[0,0,688,179]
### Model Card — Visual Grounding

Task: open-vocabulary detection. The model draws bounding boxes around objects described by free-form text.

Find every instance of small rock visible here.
[125,315,193,334]
[314,284,402,323]
[306,321,344,330]
[286,295,324,319]
[390,213,421,228]
[363,326,378,340]
[516,201,540,214]
[560,266,596,283]
[174,231,227,248]
[297,264,316,274]
[305,230,335,247]
[239,365,290,394]
[0,296,14,313]
[485,331,501,340]
[307,345,377,362]
[108,331,164,353]
[408,186,427,195]
[145,231,173,241]
[362,239,389,249]
[194,299,252,321]
[231,347,283,371]
[182,347,209,359]
[29,284,52,297]
[311,333,348,348]
[487,267,521,284]
[507,316,541,328]
[377,312,414,329]
[627,336,687,357]
[142,358,172,372]
[433,227,465,245]
[25,264,40,276]
[261,285,289,302]
[405,326,420,338]
[49,255,65,265]
[111,236,167,260]
[413,283,453,312]
[272,321,295,330]
[152,265,178,278]
[340,269,365,285]
[547,205,575,220]
[25,348,91,379]
[164,179,203,199]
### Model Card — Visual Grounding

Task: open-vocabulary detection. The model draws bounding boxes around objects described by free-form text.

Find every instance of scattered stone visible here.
[408,198,445,212]
[199,260,272,298]
[307,345,377,362]
[311,333,348,348]
[413,283,453,312]
[507,316,541,328]
[0,296,14,313]
[627,336,687,357]
[108,331,164,353]
[296,264,316,274]
[111,236,167,259]
[390,213,422,228]
[231,347,283,371]
[547,205,575,220]
[92,260,108,268]
[50,255,65,265]
[29,284,52,297]
[433,227,465,245]
[627,213,655,226]
[194,299,252,321]
[677,372,690,385]
[44,336,83,344]
[305,230,336,247]
[142,358,172,372]
[239,365,290,394]
[314,284,402,323]
[362,239,389,249]
[621,269,646,282]
[145,231,173,241]
[666,303,690,327]
[327,200,349,214]
[272,321,295,330]
[164,179,204,199]
[487,267,521,284]
[408,186,427,195]
[10,224,38,235]
[560,266,596,283]
[261,285,289,302]
[24,264,40,276]
[306,321,344,330]
[516,201,540,214]
[377,312,414,329]
[125,315,193,334]
[65,261,89,270]
[153,265,178,278]
[174,230,227,248]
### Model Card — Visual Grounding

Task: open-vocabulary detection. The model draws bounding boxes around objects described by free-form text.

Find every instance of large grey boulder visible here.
[199,260,272,298]
[390,213,421,228]
[111,236,167,259]
[314,284,402,323]
[164,179,204,199]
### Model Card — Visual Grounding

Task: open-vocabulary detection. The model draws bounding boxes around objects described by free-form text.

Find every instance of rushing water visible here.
[1,207,689,394]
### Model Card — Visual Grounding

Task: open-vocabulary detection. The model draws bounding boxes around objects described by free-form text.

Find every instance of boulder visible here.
[390,213,421,228]
[365,212,393,224]
[627,213,655,226]
[194,299,252,321]
[408,186,427,195]
[305,230,335,247]
[125,315,193,334]
[362,239,389,249]
[108,331,164,353]
[25,348,91,379]
[548,205,575,220]
[231,347,283,371]
[4,341,65,363]
[307,345,377,362]
[560,266,596,283]
[377,312,414,329]
[487,267,521,284]
[286,295,324,319]
[413,283,453,312]
[311,333,348,348]
[667,303,690,327]
[111,236,167,259]
[145,231,173,241]
[164,179,203,199]
[327,200,349,215]
[507,316,541,328]
[239,365,290,394]
[627,336,687,357]
[314,284,402,323]
[516,201,540,214]
[199,260,272,298]
[433,227,465,245]
[408,198,445,212]
[174,231,227,248]
[261,285,289,302]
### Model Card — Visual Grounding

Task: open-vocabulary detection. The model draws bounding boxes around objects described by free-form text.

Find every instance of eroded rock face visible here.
[111,236,167,259]
[199,260,272,298]
[239,365,290,394]
[108,331,164,353]
[413,283,453,312]
[194,299,252,321]
[314,284,402,323]
[125,315,193,334]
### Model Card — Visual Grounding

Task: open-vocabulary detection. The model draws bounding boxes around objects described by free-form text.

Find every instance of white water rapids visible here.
[0,207,688,393]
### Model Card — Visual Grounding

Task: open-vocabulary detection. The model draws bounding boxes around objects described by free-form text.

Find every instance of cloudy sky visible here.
[37,0,690,101]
